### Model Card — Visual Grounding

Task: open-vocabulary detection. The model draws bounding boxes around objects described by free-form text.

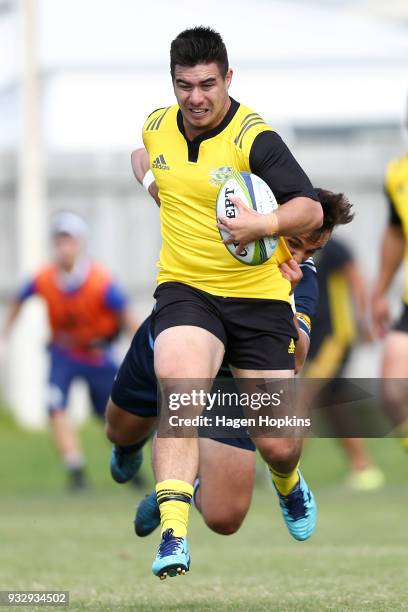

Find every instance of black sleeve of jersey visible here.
[384,183,402,227]
[249,131,318,204]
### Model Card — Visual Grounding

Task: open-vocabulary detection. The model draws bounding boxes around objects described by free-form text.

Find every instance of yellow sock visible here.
[156,479,193,537]
[270,464,300,496]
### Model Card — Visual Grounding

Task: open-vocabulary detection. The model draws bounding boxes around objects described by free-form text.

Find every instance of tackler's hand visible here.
[279,259,303,293]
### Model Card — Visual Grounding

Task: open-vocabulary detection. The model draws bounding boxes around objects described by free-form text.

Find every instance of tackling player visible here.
[108,256,316,547]
[2,212,138,490]
[139,26,322,578]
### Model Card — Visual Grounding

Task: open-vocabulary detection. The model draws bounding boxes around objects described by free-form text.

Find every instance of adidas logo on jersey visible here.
[288,338,296,354]
[152,154,170,171]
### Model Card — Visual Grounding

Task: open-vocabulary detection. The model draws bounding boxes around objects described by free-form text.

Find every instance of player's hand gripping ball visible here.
[216,171,278,265]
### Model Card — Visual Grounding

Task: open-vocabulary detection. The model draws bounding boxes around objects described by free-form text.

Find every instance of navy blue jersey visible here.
[294,257,318,338]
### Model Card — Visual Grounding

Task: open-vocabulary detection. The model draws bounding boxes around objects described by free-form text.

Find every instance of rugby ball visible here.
[216,171,279,266]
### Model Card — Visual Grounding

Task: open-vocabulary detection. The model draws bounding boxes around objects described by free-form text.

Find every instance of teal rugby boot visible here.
[110,444,143,484]
[134,490,160,537]
[274,470,317,541]
[152,528,190,580]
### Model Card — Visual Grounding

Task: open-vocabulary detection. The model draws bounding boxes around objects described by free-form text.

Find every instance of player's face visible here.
[53,234,82,270]
[173,62,233,138]
[285,230,331,263]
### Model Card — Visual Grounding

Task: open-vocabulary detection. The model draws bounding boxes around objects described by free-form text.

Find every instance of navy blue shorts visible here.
[110,318,157,418]
[110,317,255,452]
[48,345,117,418]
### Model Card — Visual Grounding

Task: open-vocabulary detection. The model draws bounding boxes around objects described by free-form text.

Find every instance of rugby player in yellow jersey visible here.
[372,146,408,446]
[141,26,323,578]
[106,147,355,556]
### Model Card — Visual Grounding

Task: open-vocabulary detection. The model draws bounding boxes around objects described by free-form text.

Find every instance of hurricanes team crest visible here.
[209,166,233,186]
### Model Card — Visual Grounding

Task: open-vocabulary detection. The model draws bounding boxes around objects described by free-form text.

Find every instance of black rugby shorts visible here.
[152,282,297,370]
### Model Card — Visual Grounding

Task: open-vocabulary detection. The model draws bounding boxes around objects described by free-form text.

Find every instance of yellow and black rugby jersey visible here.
[143,98,316,300]
[385,154,408,304]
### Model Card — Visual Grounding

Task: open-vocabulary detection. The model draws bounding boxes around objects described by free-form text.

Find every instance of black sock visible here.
[67,466,88,491]
[69,465,85,479]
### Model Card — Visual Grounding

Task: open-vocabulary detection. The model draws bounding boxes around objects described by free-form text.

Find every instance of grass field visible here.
[1,410,408,611]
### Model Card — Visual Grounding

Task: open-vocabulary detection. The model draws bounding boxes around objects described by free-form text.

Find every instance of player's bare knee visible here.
[202,494,250,535]
[204,510,244,535]
[257,438,301,469]
[105,422,134,446]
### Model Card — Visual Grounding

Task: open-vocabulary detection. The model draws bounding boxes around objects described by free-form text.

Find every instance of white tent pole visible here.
[8,0,48,428]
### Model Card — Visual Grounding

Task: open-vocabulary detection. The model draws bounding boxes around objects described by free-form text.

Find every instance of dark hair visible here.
[314,187,354,234]
[170,26,229,79]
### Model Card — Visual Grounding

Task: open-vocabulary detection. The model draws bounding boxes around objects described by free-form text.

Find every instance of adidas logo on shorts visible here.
[152,154,170,171]
[288,338,295,354]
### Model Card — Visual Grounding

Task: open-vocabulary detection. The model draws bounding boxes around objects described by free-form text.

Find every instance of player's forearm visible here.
[372,226,405,297]
[265,197,323,238]
[295,331,310,374]
[131,148,161,207]
[293,315,311,374]
[147,183,161,207]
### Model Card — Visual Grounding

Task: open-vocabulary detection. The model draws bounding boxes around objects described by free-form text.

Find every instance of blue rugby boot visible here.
[110,444,143,484]
[152,528,190,580]
[134,490,160,537]
[274,470,317,541]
